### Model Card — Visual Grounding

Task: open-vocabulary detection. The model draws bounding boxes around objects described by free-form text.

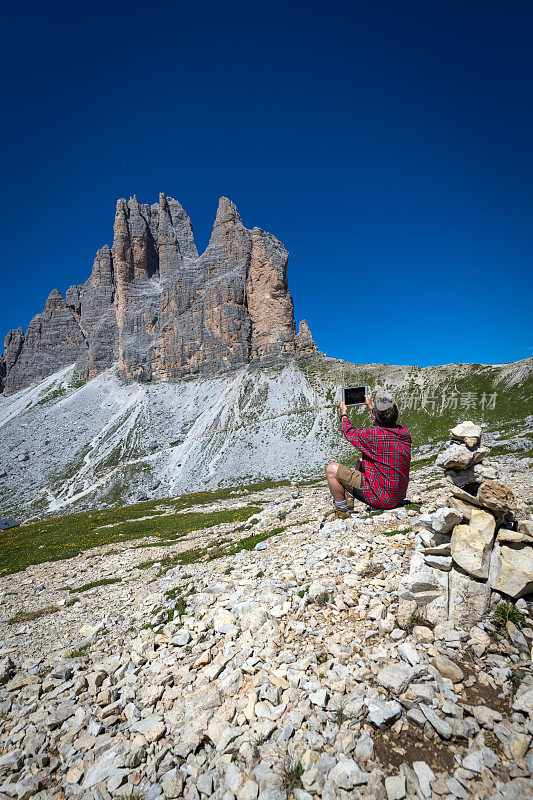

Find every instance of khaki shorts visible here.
[336,461,363,492]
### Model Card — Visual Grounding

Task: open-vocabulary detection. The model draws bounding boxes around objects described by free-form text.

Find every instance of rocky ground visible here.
[1,455,533,800]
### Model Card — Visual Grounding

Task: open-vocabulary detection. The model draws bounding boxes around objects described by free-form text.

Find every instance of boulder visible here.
[496,528,532,544]
[376,663,418,695]
[489,543,533,599]
[448,568,491,623]
[476,480,516,520]
[451,486,485,508]
[448,496,478,522]
[429,507,463,534]
[436,443,490,471]
[450,509,495,579]
[430,654,464,683]
[449,421,482,447]
[445,467,477,488]
[398,569,448,626]
[518,520,533,538]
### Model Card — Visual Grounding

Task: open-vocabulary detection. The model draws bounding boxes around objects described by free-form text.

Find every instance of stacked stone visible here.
[399,421,533,626]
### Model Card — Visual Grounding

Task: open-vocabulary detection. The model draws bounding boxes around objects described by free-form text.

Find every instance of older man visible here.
[326,391,411,518]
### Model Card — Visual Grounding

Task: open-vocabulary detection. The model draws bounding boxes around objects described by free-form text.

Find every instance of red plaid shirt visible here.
[341,417,412,509]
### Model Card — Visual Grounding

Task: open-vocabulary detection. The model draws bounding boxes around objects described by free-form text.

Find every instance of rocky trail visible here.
[1,431,533,800]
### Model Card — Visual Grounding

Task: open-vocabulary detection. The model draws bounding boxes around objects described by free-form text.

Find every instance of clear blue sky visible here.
[1,0,532,367]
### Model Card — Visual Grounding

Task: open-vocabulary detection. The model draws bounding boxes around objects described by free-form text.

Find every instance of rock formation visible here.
[0,195,319,394]
[294,319,319,355]
[399,421,533,627]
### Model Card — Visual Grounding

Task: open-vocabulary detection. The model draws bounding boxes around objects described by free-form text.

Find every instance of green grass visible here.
[69,577,122,593]
[381,527,410,536]
[37,386,67,405]
[398,611,435,633]
[167,524,287,569]
[0,497,261,576]
[492,601,525,631]
[7,605,59,624]
[65,643,90,658]
[281,760,303,794]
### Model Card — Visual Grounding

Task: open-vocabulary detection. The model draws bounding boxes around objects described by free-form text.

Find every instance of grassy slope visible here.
[299,359,533,465]
[0,479,296,575]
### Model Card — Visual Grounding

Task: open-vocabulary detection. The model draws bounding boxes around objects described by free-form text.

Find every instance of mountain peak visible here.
[1,193,319,394]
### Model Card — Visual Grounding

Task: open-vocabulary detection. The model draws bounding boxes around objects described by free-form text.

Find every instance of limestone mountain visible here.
[0,194,318,394]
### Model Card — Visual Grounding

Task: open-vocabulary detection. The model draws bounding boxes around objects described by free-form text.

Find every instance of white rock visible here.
[398,568,448,626]
[451,508,495,579]
[225,762,244,793]
[412,761,436,798]
[489,542,533,599]
[171,629,191,646]
[449,421,482,444]
[385,774,406,800]
[431,507,463,534]
[436,443,489,471]
[512,687,533,715]
[398,642,419,665]
[237,781,259,800]
[376,663,417,695]
[130,714,166,742]
[309,688,328,707]
[214,609,237,632]
[354,729,374,762]
[420,704,452,739]
[329,758,366,789]
[365,698,402,727]
[448,568,490,624]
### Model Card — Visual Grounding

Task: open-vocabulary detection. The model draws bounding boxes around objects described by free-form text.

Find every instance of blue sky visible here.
[1,0,532,367]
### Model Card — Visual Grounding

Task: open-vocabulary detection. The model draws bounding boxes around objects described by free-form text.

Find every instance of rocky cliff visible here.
[0,195,318,394]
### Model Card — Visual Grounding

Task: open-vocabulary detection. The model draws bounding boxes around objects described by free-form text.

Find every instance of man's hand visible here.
[339,401,347,417]
[365,393,373,413]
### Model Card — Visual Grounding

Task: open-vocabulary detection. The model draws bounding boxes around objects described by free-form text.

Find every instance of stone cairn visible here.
[399,421,533,627]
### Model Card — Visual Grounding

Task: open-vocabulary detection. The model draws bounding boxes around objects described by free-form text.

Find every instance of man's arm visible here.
[338,396,374,449]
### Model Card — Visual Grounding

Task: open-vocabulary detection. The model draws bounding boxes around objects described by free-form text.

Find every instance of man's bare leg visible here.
[326,462,347,502]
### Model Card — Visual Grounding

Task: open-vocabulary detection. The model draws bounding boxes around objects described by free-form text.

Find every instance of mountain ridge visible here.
[0,194,318,395]
[0,355,531,521]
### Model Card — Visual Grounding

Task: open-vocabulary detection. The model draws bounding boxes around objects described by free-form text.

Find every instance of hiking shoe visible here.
[345,491,354,510]
[334,508,351,520]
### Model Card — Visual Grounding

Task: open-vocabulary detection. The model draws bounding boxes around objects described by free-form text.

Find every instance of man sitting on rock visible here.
[326,391,412,518]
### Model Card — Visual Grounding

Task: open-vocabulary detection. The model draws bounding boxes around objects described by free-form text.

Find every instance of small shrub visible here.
[316,651,328,664]
[281,759,303,794]
[65,643,90,659]
[484,730,501,753]
[381,528,410,537]
[334,703,346,726]
[510,667,526,686]
[398,611,434,633]
[359,563,382,579]
[493,601,525,631]
[315,592,330,606]
[252,735,266,761]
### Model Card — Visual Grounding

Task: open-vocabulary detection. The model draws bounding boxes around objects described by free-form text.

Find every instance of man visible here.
[326,390,411,518]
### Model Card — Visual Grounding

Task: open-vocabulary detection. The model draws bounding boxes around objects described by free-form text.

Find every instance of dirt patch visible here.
[373,722,456,773]
[452,654,513,717]
[360,563,384,579]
